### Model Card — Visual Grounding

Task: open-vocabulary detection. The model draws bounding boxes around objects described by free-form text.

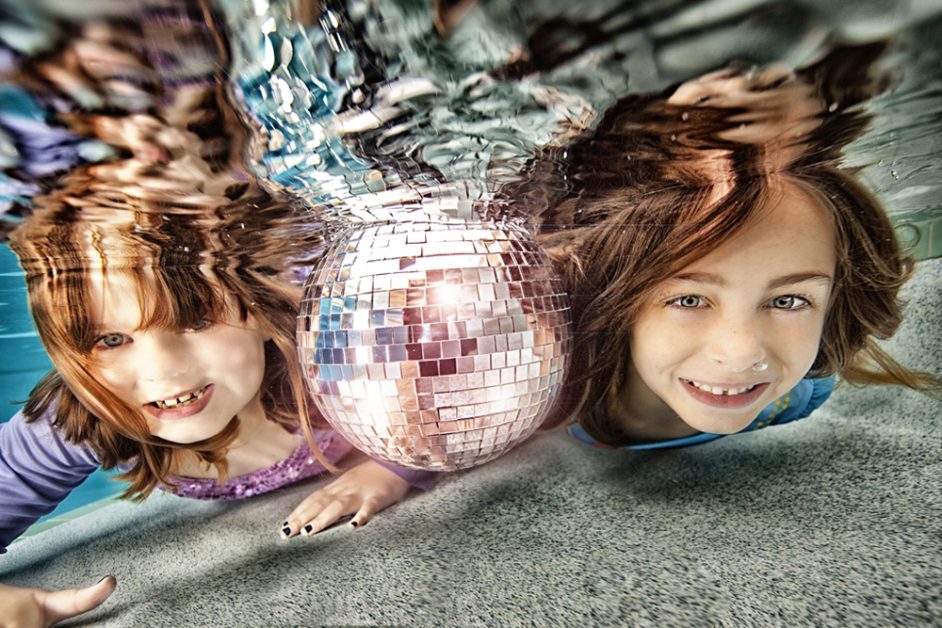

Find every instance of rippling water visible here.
[0,0,940,498]
[2,0,940,237]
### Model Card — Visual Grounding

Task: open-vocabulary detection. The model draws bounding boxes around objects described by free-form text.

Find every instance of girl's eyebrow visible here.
[669,272,727,286]
[670,272,833,289]
[767,272,833,289]
[89,320,137,334]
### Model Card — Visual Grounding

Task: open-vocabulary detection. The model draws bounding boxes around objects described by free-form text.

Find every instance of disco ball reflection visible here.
[298,221,571,470]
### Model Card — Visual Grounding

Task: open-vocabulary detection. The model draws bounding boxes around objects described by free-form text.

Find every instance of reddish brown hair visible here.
[10,173,332,499]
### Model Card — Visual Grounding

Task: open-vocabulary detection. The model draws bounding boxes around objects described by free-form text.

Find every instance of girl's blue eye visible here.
[770,295,810,310]
[187,319,213,332]
[669,295,705,308]
[95,333,129,349]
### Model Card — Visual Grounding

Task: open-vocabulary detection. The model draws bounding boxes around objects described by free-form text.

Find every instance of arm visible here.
[0,409,115,625]
[372,458,439,492]
[0,407,101,553]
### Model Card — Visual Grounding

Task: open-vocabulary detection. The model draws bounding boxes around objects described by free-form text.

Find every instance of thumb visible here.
[39,575,116,626]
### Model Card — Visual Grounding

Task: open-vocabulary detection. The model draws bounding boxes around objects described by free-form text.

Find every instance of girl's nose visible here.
[725,357,769,374]
[137,331,190,382]
[706,316,767,374]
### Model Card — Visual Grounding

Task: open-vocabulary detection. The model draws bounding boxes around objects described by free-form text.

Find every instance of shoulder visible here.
[1,403,101,466]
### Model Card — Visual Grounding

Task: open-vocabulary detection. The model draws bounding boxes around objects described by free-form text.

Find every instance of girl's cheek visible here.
[212,331,267,370]
[95,344,138,374]
[221,339,261,365]
[93,367,127,392]
[781,321,827,372]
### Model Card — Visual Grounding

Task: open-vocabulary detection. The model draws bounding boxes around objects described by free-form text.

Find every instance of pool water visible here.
[1,0,940,540]
[0,244,126,529]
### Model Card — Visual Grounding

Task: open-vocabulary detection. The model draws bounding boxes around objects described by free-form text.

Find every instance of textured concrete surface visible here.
[1,259,939,627]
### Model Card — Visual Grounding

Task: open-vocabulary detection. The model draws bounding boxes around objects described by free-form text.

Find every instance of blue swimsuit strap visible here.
[568,418,725,450]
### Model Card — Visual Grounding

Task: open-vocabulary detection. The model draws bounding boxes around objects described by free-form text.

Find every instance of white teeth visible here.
[687,380,757,396]
[152,387,206,409]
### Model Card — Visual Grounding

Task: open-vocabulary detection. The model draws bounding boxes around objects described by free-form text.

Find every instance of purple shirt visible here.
[0,406,436,553]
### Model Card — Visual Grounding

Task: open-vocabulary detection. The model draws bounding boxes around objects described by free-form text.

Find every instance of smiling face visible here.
[85,268,269,444]
[623,180,837,436]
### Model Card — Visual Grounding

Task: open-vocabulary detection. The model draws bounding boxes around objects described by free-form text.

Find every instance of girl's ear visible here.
[241,310,274,343]
[257,322,274,344]
[257,316,275,344]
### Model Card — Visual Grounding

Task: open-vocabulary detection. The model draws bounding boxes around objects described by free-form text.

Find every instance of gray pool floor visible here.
[1,258,940,627]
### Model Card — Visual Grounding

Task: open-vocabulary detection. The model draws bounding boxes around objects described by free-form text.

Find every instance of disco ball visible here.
[297,220,570,470]
[219,0,576,470]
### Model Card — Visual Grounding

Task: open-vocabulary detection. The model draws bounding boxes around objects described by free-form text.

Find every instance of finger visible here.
[40,576,117,625]
[301,498,352,536]
[281,491,341,538]
[667,70,749,106]
[746,64,794,91]
[350,495,383,529]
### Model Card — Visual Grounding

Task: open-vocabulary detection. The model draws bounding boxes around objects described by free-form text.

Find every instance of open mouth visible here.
[684,380,760,396]
[149,385,210,410]
[681,378,770,409]
[144,384,214,419]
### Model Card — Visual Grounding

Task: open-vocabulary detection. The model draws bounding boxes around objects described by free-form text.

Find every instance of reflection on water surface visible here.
[2,0,940,239]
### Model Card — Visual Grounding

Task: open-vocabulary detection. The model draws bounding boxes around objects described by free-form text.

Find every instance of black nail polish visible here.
[282,526,292,536]
[350,521,358,528]
[303,524,313,534]
[282,521,289,527]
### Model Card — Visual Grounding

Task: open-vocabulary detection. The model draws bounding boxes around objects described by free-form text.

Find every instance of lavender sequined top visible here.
[159,431,351,500]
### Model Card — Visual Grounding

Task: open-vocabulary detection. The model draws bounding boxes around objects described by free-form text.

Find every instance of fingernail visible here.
[303,524,313,535]
[97,575,114,584]
[350,521,358,528]
[282,526,292,537]
[282,521,289,527]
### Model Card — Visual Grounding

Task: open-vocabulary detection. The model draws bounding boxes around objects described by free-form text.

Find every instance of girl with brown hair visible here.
[1,7,432,622]
[538,47,938,449]
[0,168,435,623]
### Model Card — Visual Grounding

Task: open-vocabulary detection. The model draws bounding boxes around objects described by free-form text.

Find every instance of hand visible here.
[0,576,116,628]
[280,459,411,538]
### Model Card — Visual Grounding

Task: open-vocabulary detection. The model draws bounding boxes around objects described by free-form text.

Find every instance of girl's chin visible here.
[677,412,759,436]
[148,422,229,445]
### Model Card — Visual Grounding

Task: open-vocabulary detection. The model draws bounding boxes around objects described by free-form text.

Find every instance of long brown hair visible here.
[10,171,332,499]
[541,169,937,443]
[535,44,939,441]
